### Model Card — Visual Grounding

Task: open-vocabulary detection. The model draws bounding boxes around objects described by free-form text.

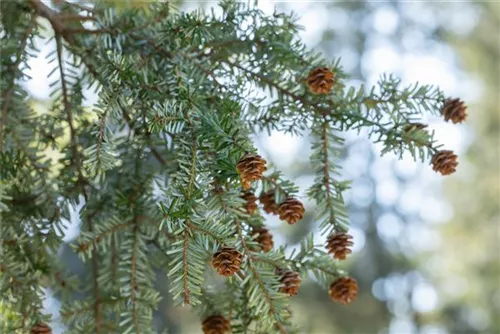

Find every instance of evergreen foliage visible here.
[0,0,463,333]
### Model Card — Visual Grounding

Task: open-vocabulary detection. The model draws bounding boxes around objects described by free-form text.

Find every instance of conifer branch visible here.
[260,175,292,198]
[320,116,338,229]
[120,103,168,167]
[130,222,140,333]
[77,221,131,253]
[53,18,104,331]
[235,220,288,334]
[182,230,190,305]
[0,16,37,151]
[93,111,108,173]
[186,220,225,244]
[4,2,461,331]
[90,225,102,333]
[111,234,118,284]
[302,260,340,278]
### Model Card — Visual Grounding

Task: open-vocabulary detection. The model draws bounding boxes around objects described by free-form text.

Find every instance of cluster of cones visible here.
[306,67,467,177]
[210,153,306,292]
[209,151,359,321]
[405,96,466,177]
[204,69,469,333]
[405,97,467,176]
[237,153,305,225]
[325,232,358,304]
[242,188,305,226]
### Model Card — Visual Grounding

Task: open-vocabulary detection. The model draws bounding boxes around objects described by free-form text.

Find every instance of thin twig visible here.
[260,175,290,198]
[186,220,225,244]
[182,230,190,305]
[320,116,337,228]
[180,138,199,305]
[29,0,74,43]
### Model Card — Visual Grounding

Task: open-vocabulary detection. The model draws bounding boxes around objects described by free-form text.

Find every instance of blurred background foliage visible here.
[3,1,498,333]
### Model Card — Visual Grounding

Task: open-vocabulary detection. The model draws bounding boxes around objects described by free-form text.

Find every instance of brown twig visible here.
[29,0,74,43]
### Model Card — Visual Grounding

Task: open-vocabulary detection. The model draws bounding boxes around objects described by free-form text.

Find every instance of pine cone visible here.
[241,191,258,215]
[259,190,279,215]
[326,232,353,260]
[31,322,52,334]
[431,150,458,176]
[441,98,467,124]
[277,197,305,224]
[277,268,301,296]
[211,247,243,277]
[202,315,231,334]
[236,153,267,190]
[307,67,335,94]
[251,227,274,252]
[329,277,358,304]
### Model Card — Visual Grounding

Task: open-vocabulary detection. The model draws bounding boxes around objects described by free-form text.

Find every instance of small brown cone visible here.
[326,232,353,260]
[441,98,467,124]
[307,67,335,94]
[278,197,305,225]
[329,277,358,304]
[431,150,458,176]
[251,227,274,252]
[236,153,267,190]
[31,322,52,334]
[211,247,243,277]
[277,268,301,296]
[241,191,258,215]
[259,190,279,215]
[202,315,231,334]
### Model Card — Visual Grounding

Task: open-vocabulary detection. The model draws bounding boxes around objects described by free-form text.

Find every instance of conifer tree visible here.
[0,1,467,333]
